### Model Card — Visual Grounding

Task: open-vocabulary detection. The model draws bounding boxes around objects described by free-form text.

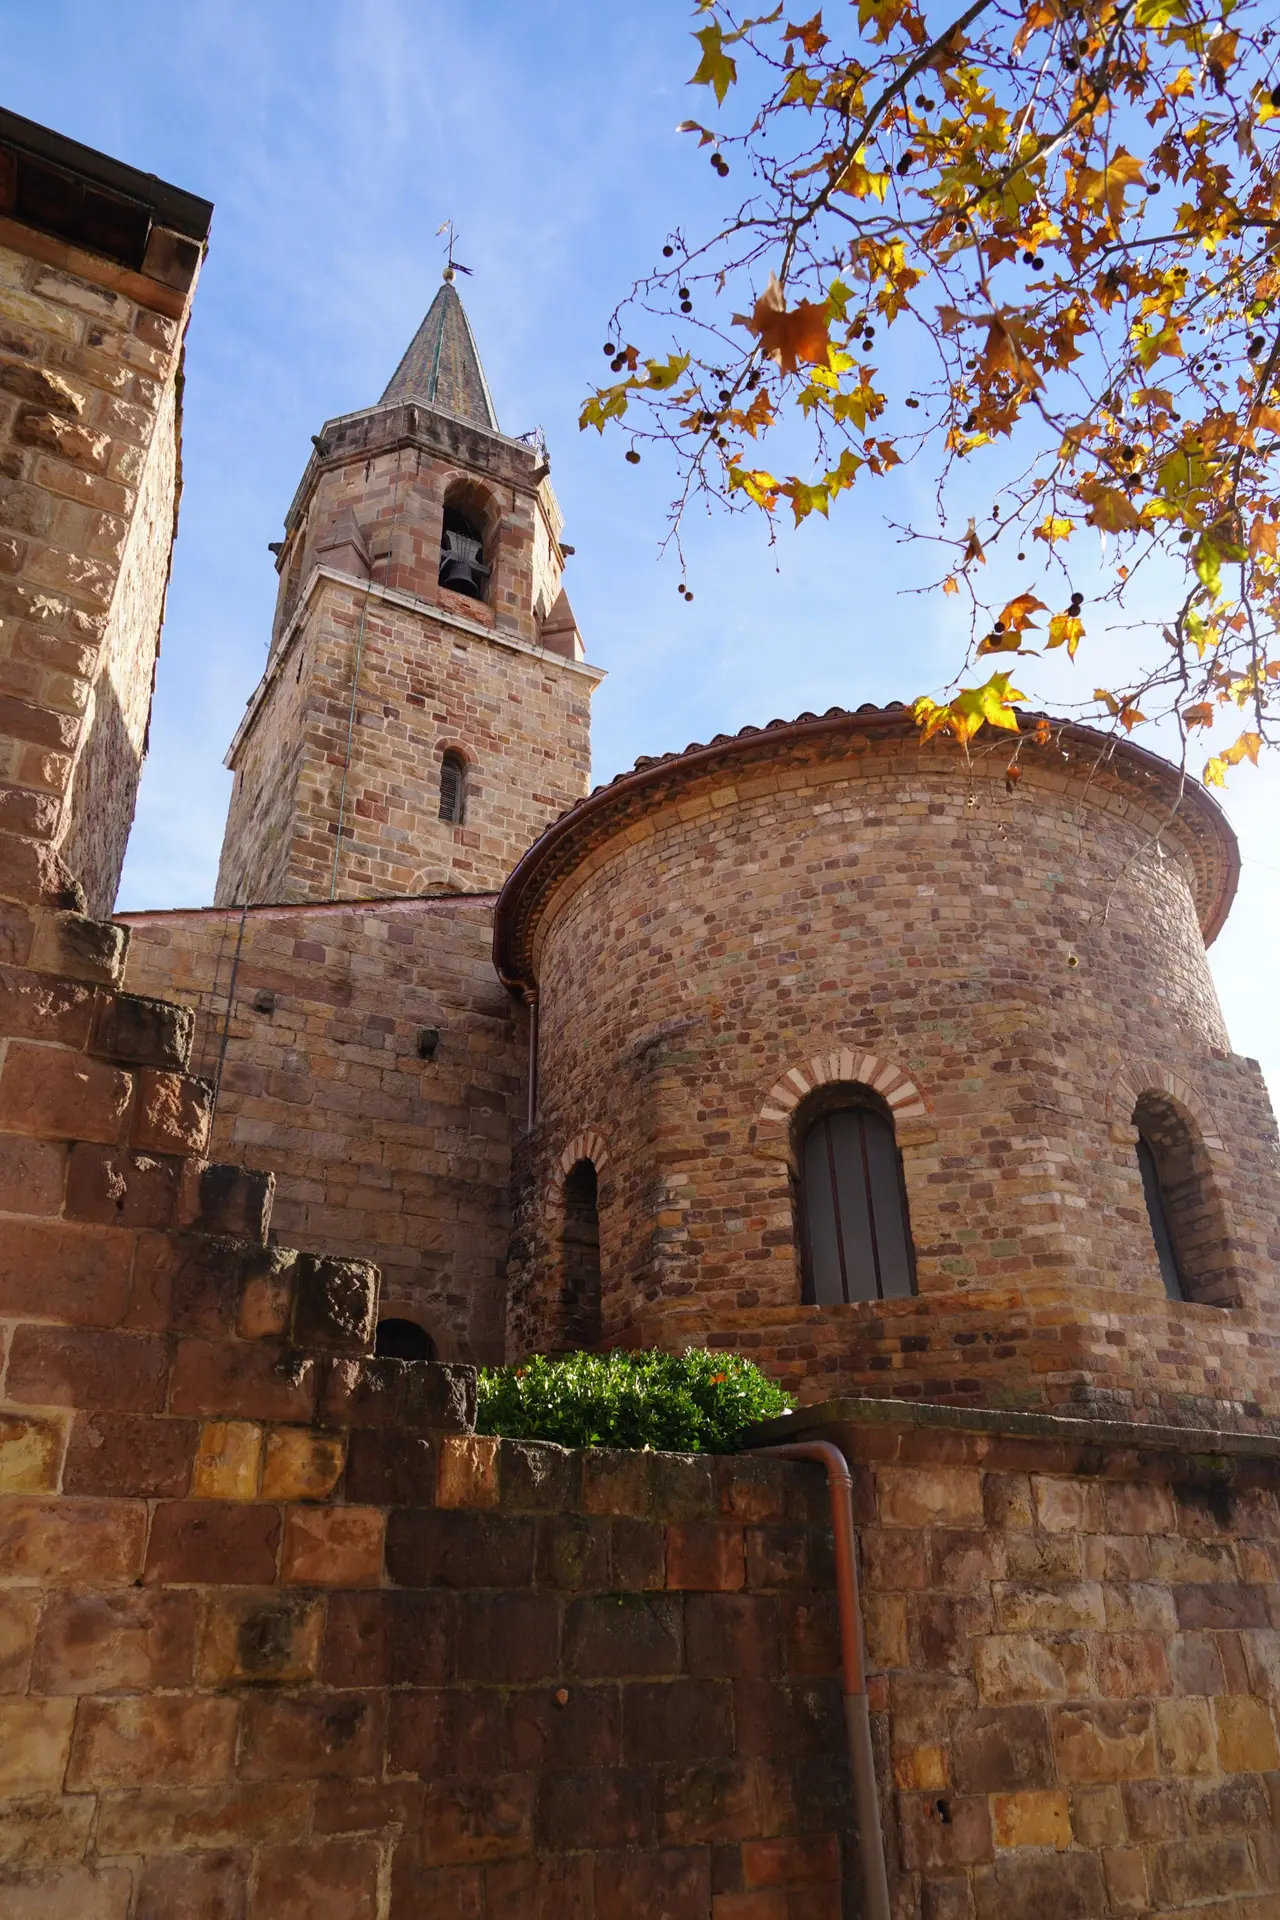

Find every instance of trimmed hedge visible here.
[475,1348,791,1454]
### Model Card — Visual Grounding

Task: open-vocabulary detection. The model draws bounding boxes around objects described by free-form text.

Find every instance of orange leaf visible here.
[1181,702,1215,729]
[998,592,1048,633]
[737,273,831,376]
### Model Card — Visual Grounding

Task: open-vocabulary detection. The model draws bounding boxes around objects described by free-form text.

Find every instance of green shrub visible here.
[475,1348,790,1454]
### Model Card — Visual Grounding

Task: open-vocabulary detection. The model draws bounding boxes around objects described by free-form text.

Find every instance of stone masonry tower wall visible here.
[497,707,1280,1427]
[215,280,601,907]
[0,109,210,919]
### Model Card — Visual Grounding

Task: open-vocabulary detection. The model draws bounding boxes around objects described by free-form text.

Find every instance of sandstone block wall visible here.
[217,575,596,907]
[119,892,524,1361]
[0,209,198,917]
[796,1401,1280,1920]
[501,717,1280,1425]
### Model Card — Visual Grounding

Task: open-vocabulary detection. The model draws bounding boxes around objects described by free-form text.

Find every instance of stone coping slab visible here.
[749,1392,1280,1479]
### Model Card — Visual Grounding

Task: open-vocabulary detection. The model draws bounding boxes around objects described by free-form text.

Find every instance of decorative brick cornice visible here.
[493,705,1240,994]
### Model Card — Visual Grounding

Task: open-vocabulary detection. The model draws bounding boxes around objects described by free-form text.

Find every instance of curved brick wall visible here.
[499,712,1280,1422]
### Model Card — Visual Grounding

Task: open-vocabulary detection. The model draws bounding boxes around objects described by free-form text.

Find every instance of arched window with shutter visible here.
[439,750,467,825]
[796,1088,916,1305]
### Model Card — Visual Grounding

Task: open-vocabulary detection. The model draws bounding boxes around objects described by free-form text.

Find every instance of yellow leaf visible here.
[728,465,781,510]
[1047,613,1085,658]
[1223,731,1262,766]
[690,23,737,104]
[976,631,1023,655]
[835,149,890,201]
[942,575,960,596]
[1203,756,1228,787]
[1034,516,1074,545]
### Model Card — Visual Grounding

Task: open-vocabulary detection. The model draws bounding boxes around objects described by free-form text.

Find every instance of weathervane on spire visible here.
[435,220,472,283]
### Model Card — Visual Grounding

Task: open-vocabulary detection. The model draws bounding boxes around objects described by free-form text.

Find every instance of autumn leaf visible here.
[1034,515,1074,545]
[1077,150,1145,225]
[1181,702,1216,728]
[690,23,737,104]
[980,312,1044,391]
[728,465,781,510]
[1222,731,1263,766]
[834,149,890,200]
[783,10,828,55]
[1202,756,1228,787]
[736,273,831,374]
[998,592,1048,632]
[913,672,1027,745]
[1080,484,1144,533]
[1047,613,1085,658]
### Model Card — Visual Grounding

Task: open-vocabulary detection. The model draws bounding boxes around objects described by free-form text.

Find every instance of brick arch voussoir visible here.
[546,1128,612,1211]
[1106,1060,1226,1153]
[752,1048,930,1159]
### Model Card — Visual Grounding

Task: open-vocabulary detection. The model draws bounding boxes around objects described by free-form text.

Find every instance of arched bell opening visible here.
[438,480,496,602]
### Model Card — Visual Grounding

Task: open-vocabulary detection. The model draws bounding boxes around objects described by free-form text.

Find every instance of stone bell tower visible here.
[214,272,601,906]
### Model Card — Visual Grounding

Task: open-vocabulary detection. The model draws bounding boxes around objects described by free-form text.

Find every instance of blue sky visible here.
[3,0,1276,1099]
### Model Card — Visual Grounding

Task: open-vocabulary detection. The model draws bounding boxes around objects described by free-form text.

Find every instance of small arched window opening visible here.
[1132,1093,1237,1307]
[374,1317,436,1361]
[439,750,467,825]
[796,1087,916,1305]
[561,1158,602,1348]
[438,503,490,601]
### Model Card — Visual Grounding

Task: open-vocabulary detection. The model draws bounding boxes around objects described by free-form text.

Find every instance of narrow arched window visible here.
[1136,1133,1186,1301]
[374,1317,436,1361]
[562,1158,602,1348]
[439,750,466,825]
[439,504,490,600]
[797,1091,916,1305]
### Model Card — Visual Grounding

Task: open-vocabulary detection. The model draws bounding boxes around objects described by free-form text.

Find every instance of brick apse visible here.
[4,103,1280,1919]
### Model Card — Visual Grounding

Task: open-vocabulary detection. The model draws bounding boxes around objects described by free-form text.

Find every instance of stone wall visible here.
[216,573,597,907]
[0,1231,852,1917]
[0,215,196,917]
[119,891,524,1362]
[784,1398,1280,1920]
[500,713,1280,1427]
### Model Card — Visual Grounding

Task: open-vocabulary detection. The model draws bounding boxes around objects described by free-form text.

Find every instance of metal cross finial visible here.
[435,219,472,281]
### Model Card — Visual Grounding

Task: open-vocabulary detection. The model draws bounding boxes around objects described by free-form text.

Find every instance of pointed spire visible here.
[380,273,499,431]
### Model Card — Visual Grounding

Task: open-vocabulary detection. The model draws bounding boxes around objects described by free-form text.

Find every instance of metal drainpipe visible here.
[754,1440,891,1920]
[525,992,539,1130]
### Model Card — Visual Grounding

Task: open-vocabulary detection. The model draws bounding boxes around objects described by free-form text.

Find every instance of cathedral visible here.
[118,267,1280,1432]
[6,105,1280,1920]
